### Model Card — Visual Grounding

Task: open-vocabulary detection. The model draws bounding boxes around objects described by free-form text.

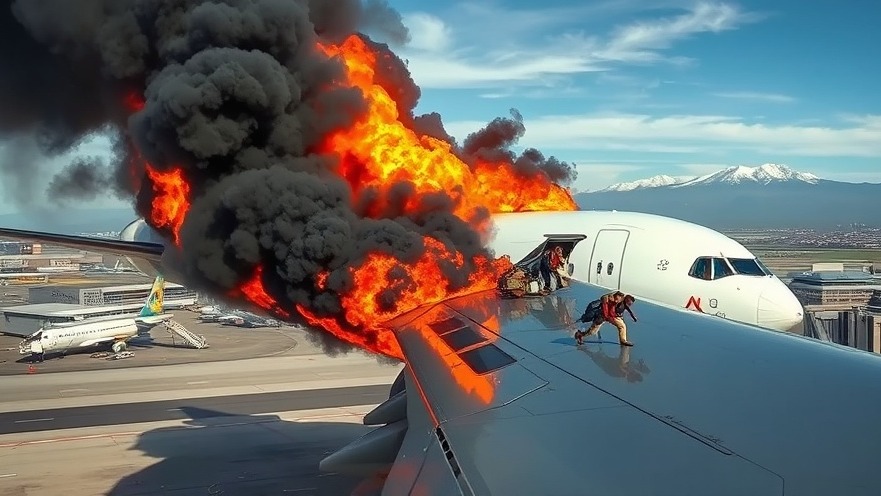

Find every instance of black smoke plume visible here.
[1,0,575,358]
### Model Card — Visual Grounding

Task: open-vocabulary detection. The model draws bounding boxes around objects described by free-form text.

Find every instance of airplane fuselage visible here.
[488,211,804,331]
[6,209,805,333]
[19,318,139,355]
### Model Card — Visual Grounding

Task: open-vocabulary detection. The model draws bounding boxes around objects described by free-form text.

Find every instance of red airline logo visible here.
[686,296,704,313]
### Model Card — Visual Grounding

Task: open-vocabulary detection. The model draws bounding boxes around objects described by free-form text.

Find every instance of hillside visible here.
[578,164,880,229]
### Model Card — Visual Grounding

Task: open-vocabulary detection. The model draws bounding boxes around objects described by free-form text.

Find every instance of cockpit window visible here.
[727,258,768,276]
[712,258,734,279]
[688,257,712,280]
[689,257,734,280]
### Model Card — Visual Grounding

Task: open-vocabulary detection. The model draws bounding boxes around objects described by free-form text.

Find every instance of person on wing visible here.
[573,291,623,339]
[574,292,636,346]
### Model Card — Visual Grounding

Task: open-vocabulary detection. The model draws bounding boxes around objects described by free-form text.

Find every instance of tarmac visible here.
[0,354,404,495]
[0,307,373,375]
[0,273,406,495]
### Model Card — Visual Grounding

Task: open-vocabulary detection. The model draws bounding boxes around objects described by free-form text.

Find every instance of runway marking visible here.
[167,408,182,412]
[59,388,90,394]
[0,431,142,448]
[14,418,54,424]
[187,381,209,385]
[0,473,17,478]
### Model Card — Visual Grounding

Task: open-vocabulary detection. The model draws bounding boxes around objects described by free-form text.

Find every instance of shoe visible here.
[620,340,633,347]
[574,331,584,345]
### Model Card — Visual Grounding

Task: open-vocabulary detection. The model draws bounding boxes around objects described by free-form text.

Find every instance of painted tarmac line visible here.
[13,418,53,423]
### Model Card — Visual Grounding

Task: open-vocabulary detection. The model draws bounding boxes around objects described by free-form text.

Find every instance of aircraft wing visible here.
[0,227,164,263]
[322,281,881,495]
[0,226,166,279]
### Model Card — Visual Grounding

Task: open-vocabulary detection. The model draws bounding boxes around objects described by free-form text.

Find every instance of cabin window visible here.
[727,258,767,276]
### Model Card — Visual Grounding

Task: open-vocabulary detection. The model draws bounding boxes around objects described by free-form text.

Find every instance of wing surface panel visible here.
[389,282,881,495]
[439,404,782,496]
[390,303,549,423]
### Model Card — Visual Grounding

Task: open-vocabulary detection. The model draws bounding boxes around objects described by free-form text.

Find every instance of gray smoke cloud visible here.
[1,0,574,358]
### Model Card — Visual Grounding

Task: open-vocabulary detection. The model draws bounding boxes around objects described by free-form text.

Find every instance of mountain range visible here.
[0,164,876,235]
[576,164,880,229]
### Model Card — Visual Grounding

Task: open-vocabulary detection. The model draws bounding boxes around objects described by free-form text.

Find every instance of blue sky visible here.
[386,0,881,192]
[1,0,878,215]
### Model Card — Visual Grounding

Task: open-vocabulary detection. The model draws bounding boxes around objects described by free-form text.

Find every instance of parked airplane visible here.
[0,210,803,332]
[319,280,881,495]
[18,275,170,359]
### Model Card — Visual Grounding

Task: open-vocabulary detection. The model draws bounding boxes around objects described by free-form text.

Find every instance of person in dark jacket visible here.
[575,293,636,346]
[539,246,566,293]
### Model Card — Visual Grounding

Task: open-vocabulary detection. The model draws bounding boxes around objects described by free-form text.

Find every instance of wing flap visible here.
[388,301,548,422]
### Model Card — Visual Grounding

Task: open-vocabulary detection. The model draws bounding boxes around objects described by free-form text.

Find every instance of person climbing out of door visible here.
[574,292,636,346]
[551,246,570,288]
[540,245,566,293]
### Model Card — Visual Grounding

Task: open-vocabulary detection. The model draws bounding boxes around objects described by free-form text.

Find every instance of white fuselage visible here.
[19,318,139,355]
[488,210,804,331]
[117,211,805,332]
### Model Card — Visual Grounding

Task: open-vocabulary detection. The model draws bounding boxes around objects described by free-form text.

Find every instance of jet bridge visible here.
[163,319,209,349]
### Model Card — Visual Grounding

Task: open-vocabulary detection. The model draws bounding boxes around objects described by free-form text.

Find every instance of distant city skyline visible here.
[1,0,879,215]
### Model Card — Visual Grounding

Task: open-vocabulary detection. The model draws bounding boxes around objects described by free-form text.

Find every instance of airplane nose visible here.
[757,282,804,331]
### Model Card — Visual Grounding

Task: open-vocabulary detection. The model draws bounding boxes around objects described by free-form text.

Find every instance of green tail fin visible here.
[139,276,165,317]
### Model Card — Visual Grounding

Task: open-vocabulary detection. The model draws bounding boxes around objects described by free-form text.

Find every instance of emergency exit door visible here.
[589,229,630,289]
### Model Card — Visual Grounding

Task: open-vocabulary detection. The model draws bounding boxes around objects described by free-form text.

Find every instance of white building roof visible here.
[33,281,187,292]
[1,302,145,317]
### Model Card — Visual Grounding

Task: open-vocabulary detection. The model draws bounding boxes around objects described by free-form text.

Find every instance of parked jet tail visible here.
[139,276,165,317]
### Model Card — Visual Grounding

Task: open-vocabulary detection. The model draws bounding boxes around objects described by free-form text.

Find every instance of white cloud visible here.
[445,113,881,157]
[399,2,759,89]
[592,2,751,63]
[713,91,796,103]
[401,13,452,52]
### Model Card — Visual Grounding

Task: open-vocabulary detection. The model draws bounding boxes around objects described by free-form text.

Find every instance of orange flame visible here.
[238,266,291,319]
[138,34,574,362]
[144,165,190,246]
[296,238,512,359]
[317,35,577,226]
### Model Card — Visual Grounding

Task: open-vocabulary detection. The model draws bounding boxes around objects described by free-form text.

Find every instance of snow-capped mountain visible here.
[577,163,880,229]
[596,174,694,192]
[673,164,819,187]
[598,164,819,192]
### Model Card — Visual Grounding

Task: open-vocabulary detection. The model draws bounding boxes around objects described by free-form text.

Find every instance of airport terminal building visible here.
[788,265,881,310]
[27,281,198,308]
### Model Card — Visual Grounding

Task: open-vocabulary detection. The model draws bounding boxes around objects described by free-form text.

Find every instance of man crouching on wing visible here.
[574,291,637,347]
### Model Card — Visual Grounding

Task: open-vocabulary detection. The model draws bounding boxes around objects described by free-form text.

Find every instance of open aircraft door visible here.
[589,229,630,289]
[498,234,587,297]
